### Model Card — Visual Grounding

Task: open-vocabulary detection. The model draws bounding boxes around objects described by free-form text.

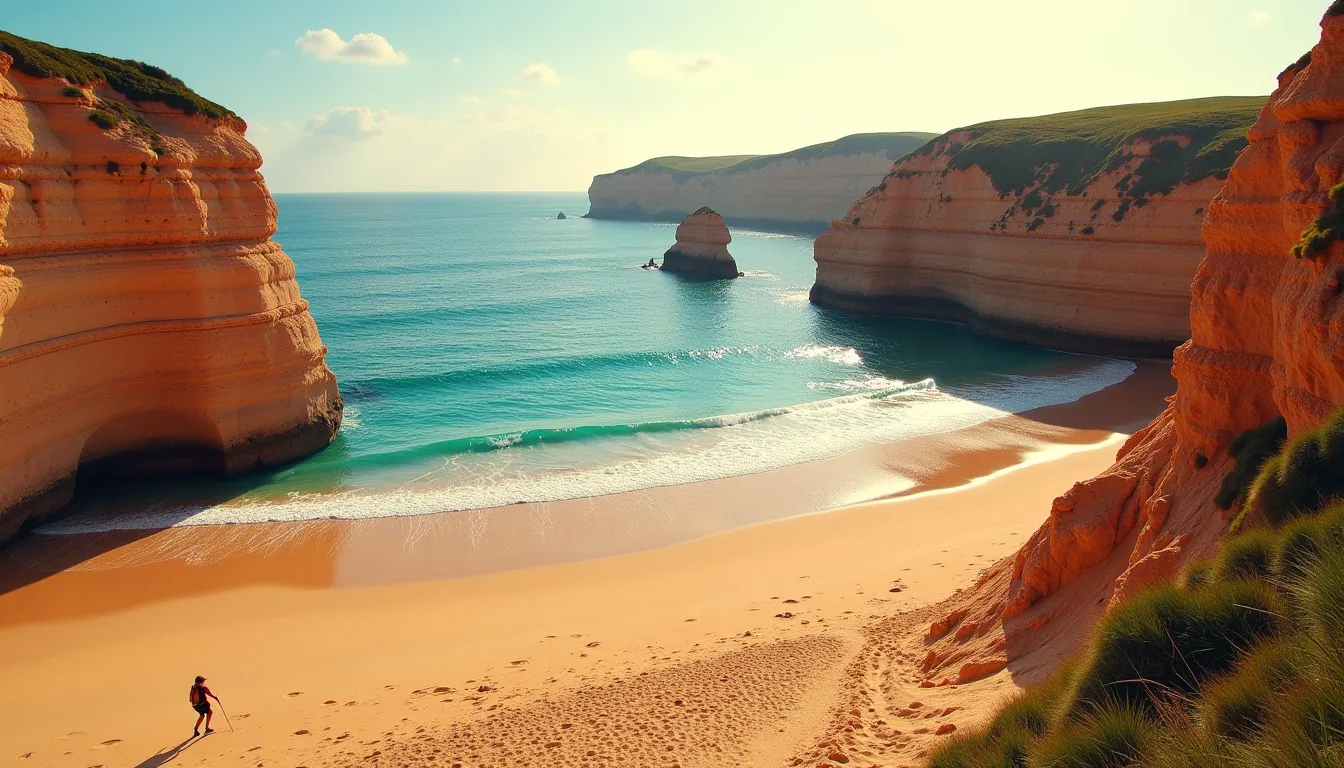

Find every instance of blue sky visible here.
[2,0,1331,191]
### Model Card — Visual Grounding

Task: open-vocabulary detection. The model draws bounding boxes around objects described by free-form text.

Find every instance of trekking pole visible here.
[217,699,234,733]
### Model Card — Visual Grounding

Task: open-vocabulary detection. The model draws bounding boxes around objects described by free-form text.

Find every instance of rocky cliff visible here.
[0,32,342,544]
[914,7,1344,690]
[587,132,935,232]
[661,207,738,279]
[812,97,1266,356]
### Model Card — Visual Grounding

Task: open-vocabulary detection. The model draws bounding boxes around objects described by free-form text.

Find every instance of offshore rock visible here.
[661,207,739,279]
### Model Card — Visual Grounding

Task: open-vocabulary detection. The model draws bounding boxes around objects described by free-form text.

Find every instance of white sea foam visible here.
[785,344,863,366]
[342,405,363,431]
[39,359,1137,533]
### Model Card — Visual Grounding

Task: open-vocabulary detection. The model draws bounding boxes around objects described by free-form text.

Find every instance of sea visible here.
[43,192,1134,532]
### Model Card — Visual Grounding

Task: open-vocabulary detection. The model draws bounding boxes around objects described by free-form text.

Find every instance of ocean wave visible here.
[37,360,1139,534]
[342,378,934,469]
[785,344,863,366]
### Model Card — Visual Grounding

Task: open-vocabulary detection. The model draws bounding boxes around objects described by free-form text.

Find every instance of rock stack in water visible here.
[0,34,343,545]
[661,207,739,279]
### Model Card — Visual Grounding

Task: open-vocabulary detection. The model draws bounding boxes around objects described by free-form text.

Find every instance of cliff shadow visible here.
[0,436,356,600]
[805,309,1174,435]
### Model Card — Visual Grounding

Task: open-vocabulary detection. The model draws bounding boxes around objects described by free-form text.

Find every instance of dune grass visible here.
[613,132,937,180]
[1216,417,1287,512]
[1243,410,1344,529]
[0,29,233,118]
[927,408,1344,768]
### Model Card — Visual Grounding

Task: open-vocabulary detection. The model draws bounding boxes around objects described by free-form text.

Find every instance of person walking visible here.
[189,676,220,737]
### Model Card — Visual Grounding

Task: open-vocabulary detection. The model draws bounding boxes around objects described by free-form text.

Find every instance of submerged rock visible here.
[661,207,738,279]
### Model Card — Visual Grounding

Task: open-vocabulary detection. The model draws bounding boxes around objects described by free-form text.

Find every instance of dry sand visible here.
[0,363,1172,768]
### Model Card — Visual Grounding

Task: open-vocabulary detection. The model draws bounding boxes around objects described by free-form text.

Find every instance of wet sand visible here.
[0,360,1172,767]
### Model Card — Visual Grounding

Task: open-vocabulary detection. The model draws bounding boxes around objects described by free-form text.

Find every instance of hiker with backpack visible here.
[189,676,220,737]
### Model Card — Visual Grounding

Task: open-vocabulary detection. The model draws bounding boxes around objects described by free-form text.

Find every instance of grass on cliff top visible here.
[927,409,1344,768]
[0,29,234,119]
[615,132,937,180]
[918,96,1266,196]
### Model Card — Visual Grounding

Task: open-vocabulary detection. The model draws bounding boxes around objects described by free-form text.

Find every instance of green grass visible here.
[0,29,234,118]
[1292,182,1344,259]
[917,97,1264,197]
[1216,417,1287,512]
[611,132,937,181]
[928,406,1344,768]
[1245,410,1344,528]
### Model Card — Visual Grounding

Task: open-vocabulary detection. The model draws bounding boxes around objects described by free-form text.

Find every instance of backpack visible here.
[189,685,202,706]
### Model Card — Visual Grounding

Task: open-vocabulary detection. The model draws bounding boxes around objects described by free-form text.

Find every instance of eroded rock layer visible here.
[0,44,341,544]
[812,97,1265,356]
[914,9,1344,689]
[661,207,738,279]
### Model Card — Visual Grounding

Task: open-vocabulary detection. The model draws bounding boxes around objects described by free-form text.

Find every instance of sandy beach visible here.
[0,362,1172,768]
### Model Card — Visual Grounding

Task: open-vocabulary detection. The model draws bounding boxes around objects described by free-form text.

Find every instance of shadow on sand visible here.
[133,736,201,768]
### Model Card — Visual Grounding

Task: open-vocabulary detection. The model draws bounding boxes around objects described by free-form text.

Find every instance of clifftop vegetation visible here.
[917,97,1265,198]
[0,29,234,119]
[611,132,937,181]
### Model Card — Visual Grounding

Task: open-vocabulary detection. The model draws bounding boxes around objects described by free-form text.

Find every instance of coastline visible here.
[0,360,1172,767]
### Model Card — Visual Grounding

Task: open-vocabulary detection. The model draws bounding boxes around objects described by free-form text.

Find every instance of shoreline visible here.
[0,361,1171,623]
[0,360,1172,767]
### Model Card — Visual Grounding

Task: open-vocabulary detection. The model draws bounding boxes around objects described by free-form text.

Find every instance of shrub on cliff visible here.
[1244,409,1344,528]
[0,30,234,119]
[1216,417,1287,511]
[1292,182,1344,259]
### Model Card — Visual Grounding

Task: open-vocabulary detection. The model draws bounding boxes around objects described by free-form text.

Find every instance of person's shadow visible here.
[133,736,199,767]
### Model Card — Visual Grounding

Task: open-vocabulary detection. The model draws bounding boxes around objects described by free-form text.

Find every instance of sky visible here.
[2,0,1332,192]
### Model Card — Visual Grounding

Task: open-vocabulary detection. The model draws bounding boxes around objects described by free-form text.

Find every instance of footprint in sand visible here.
[285,691,303,698]
[323,700,338,705]
[97,739,122,748]
[293,730,311,736]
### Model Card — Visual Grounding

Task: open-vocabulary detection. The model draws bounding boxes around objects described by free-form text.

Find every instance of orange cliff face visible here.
[914,8,1344,689]
[661,207,739,279]
[0,50,341,544]
[811,98,1265,357]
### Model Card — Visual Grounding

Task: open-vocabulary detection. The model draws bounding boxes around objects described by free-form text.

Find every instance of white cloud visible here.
[295,29,408,65]
[627,49,722,80]
[522,62,559,84]
[1248,10,1271,25]
[461,95,481,105]
[305,106,393,140]
[501,88,530,99]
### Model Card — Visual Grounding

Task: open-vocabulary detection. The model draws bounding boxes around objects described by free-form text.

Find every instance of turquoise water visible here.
[48,193,1134,530]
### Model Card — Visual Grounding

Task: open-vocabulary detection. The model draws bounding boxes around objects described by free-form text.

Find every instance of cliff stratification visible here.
[812,97,1266,356]
[915,7,1344,691]
[661,207,738,279]
[0,33,342,544]
[587,132,935,232]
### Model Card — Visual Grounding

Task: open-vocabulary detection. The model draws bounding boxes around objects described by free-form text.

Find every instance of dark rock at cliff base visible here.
[661,207,738,279]
[557,212,567,219]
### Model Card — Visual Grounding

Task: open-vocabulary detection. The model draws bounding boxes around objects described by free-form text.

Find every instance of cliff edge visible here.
[0,32,342,544]
[812,97,1265,356]
[913,6,1344,699]
[587,132,935,232]
[661,207,738,279]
